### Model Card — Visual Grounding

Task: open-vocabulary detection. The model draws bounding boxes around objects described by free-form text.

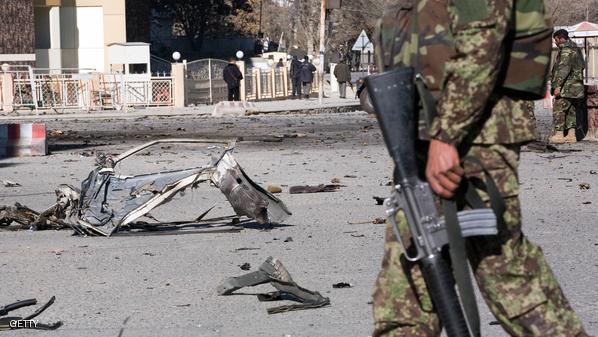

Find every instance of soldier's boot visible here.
[564,128,577,143]
[549,131,566,144]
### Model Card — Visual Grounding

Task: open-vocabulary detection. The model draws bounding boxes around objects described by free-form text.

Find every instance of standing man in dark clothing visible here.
[290,55,303,97]
[223,57,243,101]
[300,56,317,99]
[333,61,351,98]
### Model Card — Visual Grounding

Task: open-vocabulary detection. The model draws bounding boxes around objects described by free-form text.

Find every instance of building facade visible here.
[0,0,127,72]
[33,0,127,72]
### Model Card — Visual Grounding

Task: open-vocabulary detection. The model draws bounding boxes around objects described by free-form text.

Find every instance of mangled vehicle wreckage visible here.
[0,139,291,236]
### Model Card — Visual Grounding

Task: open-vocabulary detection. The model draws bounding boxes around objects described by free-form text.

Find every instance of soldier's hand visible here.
[426,139,464,199]
[554,87,561,97]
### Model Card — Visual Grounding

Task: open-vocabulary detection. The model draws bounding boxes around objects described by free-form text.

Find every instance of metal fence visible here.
[0,65,173,112]
[8,65,36,109]
[97,75,173,109]
[245,68,256,100]
[34,73,91,110]
[185,58,228,105]
[244,66,317,100]
[274,69,285,97]
[259,70,272,99]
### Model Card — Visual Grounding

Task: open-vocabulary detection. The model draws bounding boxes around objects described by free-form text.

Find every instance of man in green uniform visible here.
[372,1,590,336]
[550,29,585,144]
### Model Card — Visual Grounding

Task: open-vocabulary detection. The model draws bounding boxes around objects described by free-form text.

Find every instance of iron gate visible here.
[185,58,228,105]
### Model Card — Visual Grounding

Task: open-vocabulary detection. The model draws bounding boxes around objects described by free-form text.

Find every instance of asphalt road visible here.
[0,110,596,337]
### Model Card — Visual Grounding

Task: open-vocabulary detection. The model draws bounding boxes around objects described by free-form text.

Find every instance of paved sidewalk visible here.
[0,96,360,122]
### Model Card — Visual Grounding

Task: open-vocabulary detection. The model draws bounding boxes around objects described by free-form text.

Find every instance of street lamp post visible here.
[318,0,326,105]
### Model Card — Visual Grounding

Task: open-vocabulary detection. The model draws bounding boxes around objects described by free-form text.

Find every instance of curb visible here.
[0,104,363,122]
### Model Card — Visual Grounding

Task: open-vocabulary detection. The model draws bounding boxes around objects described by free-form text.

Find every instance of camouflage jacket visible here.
[551,39,585,98]
[376,0,539,145]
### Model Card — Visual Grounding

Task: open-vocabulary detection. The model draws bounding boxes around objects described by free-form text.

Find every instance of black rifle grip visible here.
[421,255,471,337]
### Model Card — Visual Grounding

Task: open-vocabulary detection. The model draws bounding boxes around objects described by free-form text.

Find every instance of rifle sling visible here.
[462,156,506,218]
[440,157,505,337]
[442,198,480,337]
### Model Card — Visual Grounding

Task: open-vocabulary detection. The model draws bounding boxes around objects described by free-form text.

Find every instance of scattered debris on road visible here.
[372,218,386,224]
[579,183,591,190]
[522,141,559,153]
[330,177,341,184]
[1,180,21,187]
[79,150,95,157]
[283,133,306,138]
[1,139,292,237]
[0,296,62,331]
[217,256,330,314]
[239,262,251,270]
[332,282,352,289]
[49,129,65,137]
[233,247,261,252]
[373,196,385,205]
[283,236,293,242]
[267,185,283,193]
[289,184,341,194]
[0,185,79,230]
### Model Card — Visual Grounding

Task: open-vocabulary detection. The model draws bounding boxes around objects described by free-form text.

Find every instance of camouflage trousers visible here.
[553,97,582,131]
[372,144,589,337]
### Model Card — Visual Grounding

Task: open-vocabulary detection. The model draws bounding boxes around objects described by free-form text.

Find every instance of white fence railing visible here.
[0,66,173,112]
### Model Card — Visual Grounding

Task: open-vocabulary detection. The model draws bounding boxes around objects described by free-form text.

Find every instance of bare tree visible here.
[546,0,598,26]
[253,0,389,56]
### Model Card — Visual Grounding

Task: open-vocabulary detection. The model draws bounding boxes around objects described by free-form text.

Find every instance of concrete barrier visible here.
[0,123,47,157]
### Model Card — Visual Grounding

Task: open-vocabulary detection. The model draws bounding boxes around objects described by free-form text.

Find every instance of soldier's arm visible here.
[429,0,513,145]
[552,51,572,91]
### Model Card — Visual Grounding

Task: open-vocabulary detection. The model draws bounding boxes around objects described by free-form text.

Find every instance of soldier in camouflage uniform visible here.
[372,0,590,336]
[550,29,585,144]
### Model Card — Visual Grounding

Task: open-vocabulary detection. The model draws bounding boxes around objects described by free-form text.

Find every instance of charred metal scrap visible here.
[218,257,330,314]
[1,139,291,237]
[0,185,79,231]
[0,296,62,331]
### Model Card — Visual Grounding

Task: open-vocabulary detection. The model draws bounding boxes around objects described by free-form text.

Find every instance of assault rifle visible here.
[365,68,498,337]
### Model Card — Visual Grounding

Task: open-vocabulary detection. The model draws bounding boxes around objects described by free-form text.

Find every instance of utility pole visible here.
[318,0,326,105]
[259,0,263,37]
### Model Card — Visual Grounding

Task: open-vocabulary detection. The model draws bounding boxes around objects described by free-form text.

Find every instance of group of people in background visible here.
[290,55,317,99]
[224,53,353,102]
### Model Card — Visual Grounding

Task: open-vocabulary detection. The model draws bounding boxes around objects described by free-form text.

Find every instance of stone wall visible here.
[0,0,35,55]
